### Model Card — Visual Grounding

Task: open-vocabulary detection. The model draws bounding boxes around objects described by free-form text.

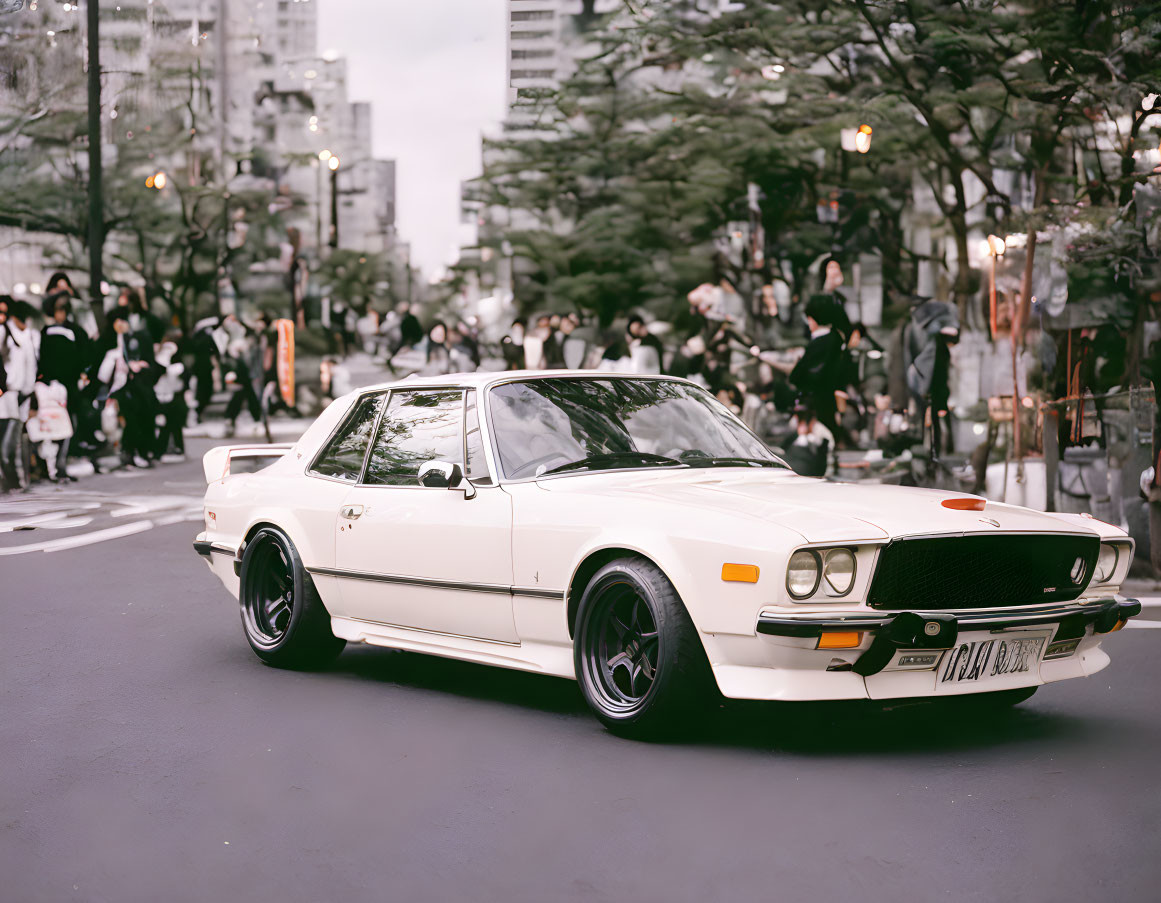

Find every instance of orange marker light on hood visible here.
[941,498,986,511]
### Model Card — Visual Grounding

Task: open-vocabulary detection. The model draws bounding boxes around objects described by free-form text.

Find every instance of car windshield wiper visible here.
[683,456,784,469]
[541,451,682,476]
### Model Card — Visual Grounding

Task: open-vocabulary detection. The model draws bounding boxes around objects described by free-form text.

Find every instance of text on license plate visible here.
[940,635,1046,685]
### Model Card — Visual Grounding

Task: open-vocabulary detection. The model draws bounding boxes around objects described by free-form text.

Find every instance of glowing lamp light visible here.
[328,155,340,171]
[986,234,1006,256]
[318,149,332,162]
[854,124,872,154]
[29,283,43,295]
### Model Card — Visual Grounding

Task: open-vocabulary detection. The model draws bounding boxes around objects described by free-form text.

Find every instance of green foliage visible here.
[314,249,393,313]
[476,0,1161,349]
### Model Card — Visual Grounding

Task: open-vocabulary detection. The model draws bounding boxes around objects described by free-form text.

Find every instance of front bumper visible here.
[757,597,1141,676]
[704,597,1140,701]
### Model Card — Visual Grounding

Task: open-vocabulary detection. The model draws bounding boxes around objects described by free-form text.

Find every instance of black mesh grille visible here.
[866,533,1100,610]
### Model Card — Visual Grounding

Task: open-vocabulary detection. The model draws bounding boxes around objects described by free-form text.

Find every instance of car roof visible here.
[351,370,693,394]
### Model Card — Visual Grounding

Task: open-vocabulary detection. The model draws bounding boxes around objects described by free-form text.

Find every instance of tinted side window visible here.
[465,391,492,485]
[364,390,464,486]
[311,393,383,481]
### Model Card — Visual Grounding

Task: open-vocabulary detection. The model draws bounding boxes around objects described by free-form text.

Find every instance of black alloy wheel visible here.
[587,581,660,707]
[238,527,345,669]
[575,557,714,739]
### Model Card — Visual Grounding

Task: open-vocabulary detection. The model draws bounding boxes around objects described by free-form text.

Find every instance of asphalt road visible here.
[3,446,1160,903]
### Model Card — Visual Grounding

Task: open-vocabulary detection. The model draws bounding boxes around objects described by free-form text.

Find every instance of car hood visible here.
[535,469,1095,544]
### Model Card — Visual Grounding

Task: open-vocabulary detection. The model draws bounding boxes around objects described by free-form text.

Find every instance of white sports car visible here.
[195,372,1141,737]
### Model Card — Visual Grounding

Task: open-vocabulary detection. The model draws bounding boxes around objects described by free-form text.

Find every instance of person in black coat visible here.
[39,292,94,480]
[189,317,221,422]
[789,294,848,442]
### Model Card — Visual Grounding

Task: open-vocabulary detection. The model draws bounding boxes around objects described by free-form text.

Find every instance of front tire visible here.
[574,557,713,739]
[238,527,344,669]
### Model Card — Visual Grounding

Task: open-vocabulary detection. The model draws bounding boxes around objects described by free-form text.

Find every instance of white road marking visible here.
[0,511,70,531]
[1136,597,1161,608]
[1125,620,1161,629]
[0,490,202,556]
[0,521,154,555]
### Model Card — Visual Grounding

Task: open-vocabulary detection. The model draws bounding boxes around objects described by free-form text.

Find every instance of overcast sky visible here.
[318,0,508,277]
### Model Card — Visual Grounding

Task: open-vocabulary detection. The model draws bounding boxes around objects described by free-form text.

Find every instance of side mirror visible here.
[417,460,476,499]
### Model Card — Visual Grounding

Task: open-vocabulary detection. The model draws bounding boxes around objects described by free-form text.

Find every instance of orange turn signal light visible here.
[721,563,760,583]
[818,631,864,650]
[1112,618,1127,632]
[941,497,986,511]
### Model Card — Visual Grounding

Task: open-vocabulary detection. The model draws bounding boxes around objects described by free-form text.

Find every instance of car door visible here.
[299,390,388,611]
[333,387,517,643]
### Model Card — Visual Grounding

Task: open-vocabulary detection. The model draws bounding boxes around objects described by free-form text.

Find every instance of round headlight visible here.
[1094,543,1119,583]
[822,548,856,596]
[787,550,821,599]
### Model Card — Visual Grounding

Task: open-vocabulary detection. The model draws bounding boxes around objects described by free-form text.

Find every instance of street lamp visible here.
[328,154,341,249]
[982,233,1005,337]
[854,124,872,154]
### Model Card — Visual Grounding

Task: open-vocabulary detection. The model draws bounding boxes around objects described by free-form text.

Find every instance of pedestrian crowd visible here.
[432,265,965,478]
[0,275,292,494]
[1,263,966,492]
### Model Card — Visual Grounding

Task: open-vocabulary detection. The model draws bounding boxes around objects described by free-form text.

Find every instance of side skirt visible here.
[330,616,576,679]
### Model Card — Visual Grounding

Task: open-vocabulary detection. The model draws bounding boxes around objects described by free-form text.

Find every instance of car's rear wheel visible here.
[239,527,344,669]
[574,557,713,739]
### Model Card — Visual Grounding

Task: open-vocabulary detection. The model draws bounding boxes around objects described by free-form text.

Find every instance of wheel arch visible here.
[565,544,692,639]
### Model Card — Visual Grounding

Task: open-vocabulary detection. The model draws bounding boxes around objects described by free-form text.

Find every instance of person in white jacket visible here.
[0,298,40,491]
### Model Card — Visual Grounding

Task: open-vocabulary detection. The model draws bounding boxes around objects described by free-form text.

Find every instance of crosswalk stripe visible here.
[0,521,155,556]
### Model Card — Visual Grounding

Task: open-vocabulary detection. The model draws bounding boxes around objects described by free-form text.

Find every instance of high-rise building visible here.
[0,0,403,296]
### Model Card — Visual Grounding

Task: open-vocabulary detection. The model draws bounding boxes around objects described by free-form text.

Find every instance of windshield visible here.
[488,378,787,480]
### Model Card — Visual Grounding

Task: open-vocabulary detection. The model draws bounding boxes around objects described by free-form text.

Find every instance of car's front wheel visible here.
[238,527,344,669]
[574,557,714,739]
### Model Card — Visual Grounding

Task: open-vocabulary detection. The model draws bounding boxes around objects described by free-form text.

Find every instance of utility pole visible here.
[329,160,340,249]
[216,0,229,316]
[86,0,106,332]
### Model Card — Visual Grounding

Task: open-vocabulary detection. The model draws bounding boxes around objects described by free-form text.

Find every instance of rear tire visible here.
[238,527,344,669]
[574,556,714,739]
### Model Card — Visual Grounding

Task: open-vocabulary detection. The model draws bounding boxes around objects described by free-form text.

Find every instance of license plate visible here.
[937,632,1047,688]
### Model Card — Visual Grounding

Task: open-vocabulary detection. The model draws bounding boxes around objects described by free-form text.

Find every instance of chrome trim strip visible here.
[309,566,510,595]
[511,585,566,600]
[760,599,1121,624]
[757,599,1125,637]
[307,566,565,600]
[340,616,521,647]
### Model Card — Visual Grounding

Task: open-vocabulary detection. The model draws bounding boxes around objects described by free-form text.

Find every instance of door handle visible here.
[340,504,364,520]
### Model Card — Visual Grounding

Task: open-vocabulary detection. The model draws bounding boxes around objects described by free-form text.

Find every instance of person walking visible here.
[903,298,959,462]
[39,292,93,481]
[27,379,73,482]
[786,295,849,445]
[189,316,222,423]
[222,318,263,436]
[421,321,453,376]
[559,313,588,370]
[97,309,157,468]
[153,340,187,460]
[0,299,40,490]
[500,318,527,370]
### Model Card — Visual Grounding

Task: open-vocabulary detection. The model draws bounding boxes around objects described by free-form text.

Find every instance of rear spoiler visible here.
[203,444,295,484]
